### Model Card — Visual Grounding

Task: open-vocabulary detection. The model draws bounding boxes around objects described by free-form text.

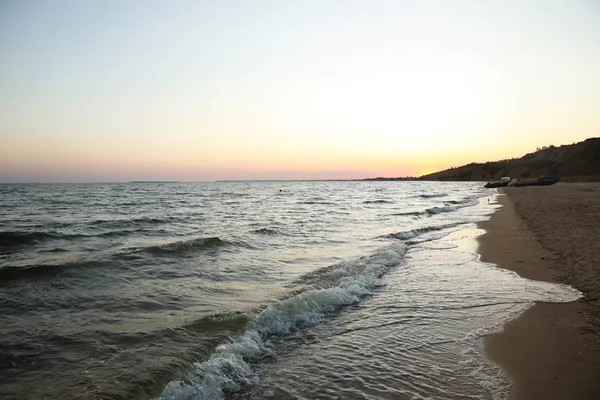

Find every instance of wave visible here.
[251,228,279,235]
[363,200,393,204]
[183,312,250,334]
[91,217,173,226]
[0,260,114,283]
[114,201,157,207]
[0,223,158,250]
[0,230,65,250]
[390,210,425,217]
[40,247,69,253]
[419,193,448,198]
[445,199,473,205]
[155,243,407,400]
[298,201,336,205]
[95,229,141,238]
[390,198,475,218]
[384,222,465,241]
[388,205,460,218]
[41,198,78,206]
[94,227,173,239]
[426,205,458,215]
[220,192,253,198]
[144,237,229,255]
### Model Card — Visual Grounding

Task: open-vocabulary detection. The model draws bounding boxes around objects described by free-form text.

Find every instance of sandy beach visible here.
[479,183,600,399]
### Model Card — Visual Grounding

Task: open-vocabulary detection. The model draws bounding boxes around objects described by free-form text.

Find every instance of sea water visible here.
[0,181,581,400]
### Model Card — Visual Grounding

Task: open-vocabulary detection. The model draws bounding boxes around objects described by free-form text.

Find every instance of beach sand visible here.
[479,183,600,399]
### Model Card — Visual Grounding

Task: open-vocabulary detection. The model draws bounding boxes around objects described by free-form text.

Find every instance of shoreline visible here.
[478,184,600,399]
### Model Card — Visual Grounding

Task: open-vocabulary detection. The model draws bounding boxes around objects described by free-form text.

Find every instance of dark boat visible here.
[484,177,511,188]
[484,181,508,188]
[514,176,559,187]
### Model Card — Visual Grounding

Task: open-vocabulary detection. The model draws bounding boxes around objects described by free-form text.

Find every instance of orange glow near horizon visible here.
[1,131,594,182]
[1,2,599,182]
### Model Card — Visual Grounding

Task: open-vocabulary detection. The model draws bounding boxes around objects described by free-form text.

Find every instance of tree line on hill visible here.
[418,137,600,182]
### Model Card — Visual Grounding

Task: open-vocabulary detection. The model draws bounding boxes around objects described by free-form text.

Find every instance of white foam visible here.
[156,243,407,400]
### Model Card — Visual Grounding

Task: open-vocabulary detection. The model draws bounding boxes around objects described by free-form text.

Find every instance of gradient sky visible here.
[1,0,599,182]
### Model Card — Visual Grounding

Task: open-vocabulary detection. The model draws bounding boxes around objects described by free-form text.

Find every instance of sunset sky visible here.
[1,0,599,182]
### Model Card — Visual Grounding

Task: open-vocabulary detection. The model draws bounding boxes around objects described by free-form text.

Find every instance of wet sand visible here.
[479,183,600,399]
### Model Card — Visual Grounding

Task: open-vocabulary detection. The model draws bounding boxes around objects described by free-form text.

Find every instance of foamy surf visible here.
[156,243,407,400]
[241,216,582,400]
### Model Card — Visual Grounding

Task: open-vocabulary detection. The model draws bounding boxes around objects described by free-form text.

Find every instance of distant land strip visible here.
[130,181,181,183]
[419,137,600,182]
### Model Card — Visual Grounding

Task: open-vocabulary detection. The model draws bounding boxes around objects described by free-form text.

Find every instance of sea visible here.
[0,181,581,400]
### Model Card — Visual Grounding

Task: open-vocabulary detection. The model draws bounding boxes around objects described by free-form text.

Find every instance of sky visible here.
[1,0,599,182]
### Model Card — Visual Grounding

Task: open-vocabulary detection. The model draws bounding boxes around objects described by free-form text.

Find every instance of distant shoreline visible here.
[130,181,181,183]
[1,178,471,184]
[1,179,420,184]
[215,177,419,182]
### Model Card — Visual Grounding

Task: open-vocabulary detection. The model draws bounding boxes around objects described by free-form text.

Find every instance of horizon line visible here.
[0,177,422,184]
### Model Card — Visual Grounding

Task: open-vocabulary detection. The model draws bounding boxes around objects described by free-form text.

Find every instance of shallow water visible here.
[0,181,580,399]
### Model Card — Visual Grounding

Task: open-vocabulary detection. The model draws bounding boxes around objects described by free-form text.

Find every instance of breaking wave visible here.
[155,243,407,400]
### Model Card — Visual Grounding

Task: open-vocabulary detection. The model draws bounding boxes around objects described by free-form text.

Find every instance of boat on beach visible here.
[513,176,559,187]
[484,176,559,188]
[484,177,511,188]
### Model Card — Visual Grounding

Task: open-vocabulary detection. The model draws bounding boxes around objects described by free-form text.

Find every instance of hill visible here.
[419,138,600,182]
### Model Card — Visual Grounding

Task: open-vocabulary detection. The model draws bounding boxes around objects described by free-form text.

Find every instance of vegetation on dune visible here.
[419,138,600,182]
